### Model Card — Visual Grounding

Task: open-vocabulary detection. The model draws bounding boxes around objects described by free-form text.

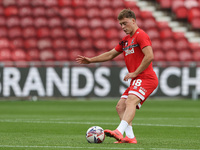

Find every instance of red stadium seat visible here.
[0,38,10,48]
[52,38,66,49]
[6,16,20,28]
[60,7,74,17]
[58,0,72,7]
[78,27,91,38]
[64,28,77,39]
[175,6,188,19]
[135,17,143,29]
[142,17,157,30]
[185,0,199,9]
[74,7,87,18]
[48,17,62,28]
[38,38,52,50]
[40,49,54,61]
[140,11,153,19]
[99,0,111,8]
[32,6,46,17]
[173,32,185,40]
[51,27,63,38]
[46,7,58,18]
[18,0,30,6]
[191,17,200,29]
[119,30,126,39]
[27,49,40,61]
[106,28,119,39]
[192,50,200,61]
[19,6,32,17]
[11,38,24,48]
[66,39,79,49]
[64,17,75,27]
[94,38,108,50]
[162,39,175,51]
[44,0,58,7]
[8,27,22,39]
[91,27,106,39]
[101,8,115,18]
[172,0,184,12]
[165,50,179,61]
[151,39,162,50]
[188,7,200,23]
[82,49,96,58]
[159,0,172,9]
[68,49,83,61]
[175,38,189,51]
[154,50,166,61]
[0,48,11,61]
[89,17,102,29]
[34,17,48,28]
[124,0,137,8]
[24,38,38,49]
[0,27,7,37]
[112,0,125,8]
[189,42,200,51]
[156,21,169,29]
[20,16,34,27]
[23,26,36,39]
[178,50,192,61]
[12,49,27,61]
[4,6,18,16]
[31,0,44,7]
[80,38,93,50]
[108,39,119,49]
[76,18,89,28]
[3,0,16,6]
[103,18,117,29]
[37,27,50,38]
[160,27,173,39]
[85,0,98,8]
[72,0,85,7]
[87,7,101,18]
[54,49,68,61]
[0,15,6,26]
[146,28,160,39]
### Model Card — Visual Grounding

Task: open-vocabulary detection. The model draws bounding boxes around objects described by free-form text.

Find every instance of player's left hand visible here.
[124,72,137,81]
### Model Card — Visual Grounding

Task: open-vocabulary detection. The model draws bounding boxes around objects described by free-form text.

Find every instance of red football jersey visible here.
[115,28,156,78]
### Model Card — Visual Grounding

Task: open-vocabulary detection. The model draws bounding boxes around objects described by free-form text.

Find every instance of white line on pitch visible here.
[0,145,198,150]
[0,119,199,128]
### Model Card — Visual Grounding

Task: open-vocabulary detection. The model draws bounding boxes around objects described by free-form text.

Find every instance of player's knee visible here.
[116,102,125,113]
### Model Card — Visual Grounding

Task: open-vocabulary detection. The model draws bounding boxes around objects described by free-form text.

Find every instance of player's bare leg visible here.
[116,98,126,120]
[114,98,136,143]
[106,96,139,143]
[122,95,141,124]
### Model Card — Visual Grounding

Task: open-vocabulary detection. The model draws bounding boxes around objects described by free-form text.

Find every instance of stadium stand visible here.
[0,0,199,66]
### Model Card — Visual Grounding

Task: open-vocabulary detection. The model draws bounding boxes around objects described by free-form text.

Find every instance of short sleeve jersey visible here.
[115,28,156,78]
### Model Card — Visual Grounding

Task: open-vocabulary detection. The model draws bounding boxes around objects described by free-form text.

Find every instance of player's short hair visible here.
[118,9,136,20]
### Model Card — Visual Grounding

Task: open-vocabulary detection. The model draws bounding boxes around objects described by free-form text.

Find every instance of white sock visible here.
[117,120,128,135]
[125,125,135,139]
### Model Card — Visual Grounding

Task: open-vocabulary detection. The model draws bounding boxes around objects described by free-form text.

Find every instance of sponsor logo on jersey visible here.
[139,87,147,95]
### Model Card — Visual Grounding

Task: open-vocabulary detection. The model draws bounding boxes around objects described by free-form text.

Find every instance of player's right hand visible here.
[76,55,91,64]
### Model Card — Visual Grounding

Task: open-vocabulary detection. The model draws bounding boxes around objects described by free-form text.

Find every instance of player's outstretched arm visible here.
[76,49,121,64]
[76,55,91,64]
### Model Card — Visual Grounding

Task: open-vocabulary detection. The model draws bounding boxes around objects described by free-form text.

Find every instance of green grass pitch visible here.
[0,98,199,150]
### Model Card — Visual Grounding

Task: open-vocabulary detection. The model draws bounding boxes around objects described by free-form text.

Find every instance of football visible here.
[86,126,105,143]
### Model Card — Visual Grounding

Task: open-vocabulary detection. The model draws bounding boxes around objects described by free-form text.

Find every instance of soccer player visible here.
[76,9,158,144]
